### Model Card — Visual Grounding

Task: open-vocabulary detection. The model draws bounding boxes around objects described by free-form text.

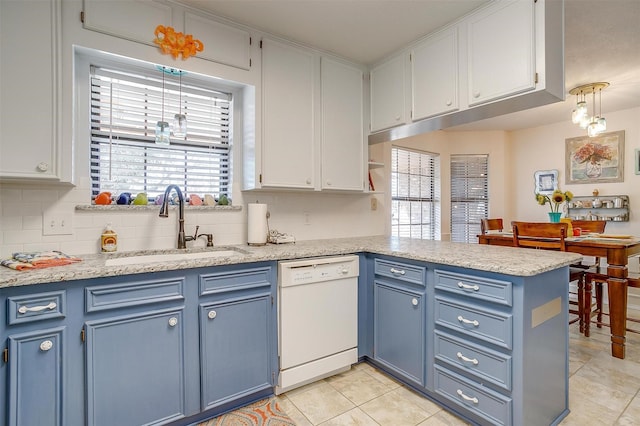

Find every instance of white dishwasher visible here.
[277,255,359,394]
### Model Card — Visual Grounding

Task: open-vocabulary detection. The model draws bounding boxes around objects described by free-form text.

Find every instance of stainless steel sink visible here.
[105,248,246,266]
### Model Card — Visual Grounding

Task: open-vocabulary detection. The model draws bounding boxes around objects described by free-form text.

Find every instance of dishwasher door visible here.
[278,255,359,393]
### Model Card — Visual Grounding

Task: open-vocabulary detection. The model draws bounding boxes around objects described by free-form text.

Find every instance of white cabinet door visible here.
[321,58,364,191]
[467,0,535,106]
[82,0,173,47]
[0,0,62,180]
[184,12,251,70]
[411,27,459,121]
[261,38,315,189]
[370,54,407,132]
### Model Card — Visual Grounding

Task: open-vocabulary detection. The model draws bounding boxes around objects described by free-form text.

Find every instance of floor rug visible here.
[198,398,296,426]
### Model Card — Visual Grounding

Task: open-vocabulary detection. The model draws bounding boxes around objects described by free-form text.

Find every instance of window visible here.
[89,64,231,200]
[450,154,489,243]
[391,147,441,239]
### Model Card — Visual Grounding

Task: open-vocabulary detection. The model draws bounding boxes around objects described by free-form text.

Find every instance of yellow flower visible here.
[535,189,572,213]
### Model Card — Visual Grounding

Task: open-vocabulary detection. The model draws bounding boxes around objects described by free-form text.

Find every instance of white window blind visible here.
[90,65,232,200]
[391,147,441,240]
[450,154,489,243]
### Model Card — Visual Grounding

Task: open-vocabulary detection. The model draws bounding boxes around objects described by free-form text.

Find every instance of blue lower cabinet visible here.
[85,308,187,426]
[200,295,272,410]
[373,281,425,386]
[7,327,65,426]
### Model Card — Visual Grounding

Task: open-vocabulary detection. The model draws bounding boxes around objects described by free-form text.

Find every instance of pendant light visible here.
[155,68,170,145]
[172,71,187,138]
[569,82,609,137]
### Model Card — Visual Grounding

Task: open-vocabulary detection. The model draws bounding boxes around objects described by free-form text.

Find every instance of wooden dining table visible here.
[478,231,640,359]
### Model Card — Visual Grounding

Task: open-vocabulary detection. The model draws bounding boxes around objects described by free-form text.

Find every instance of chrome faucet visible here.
[159,184,186,249]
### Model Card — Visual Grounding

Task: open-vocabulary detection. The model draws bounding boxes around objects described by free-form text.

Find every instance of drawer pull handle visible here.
[389,268,406,275]
[456,352,479,365]
[457,315,479,327]
[18,302,57,314]
[457,282,480,291]
[168,317,178,327]
[456,389,479,404]
[208,310,217,320]
[40,340,53,352]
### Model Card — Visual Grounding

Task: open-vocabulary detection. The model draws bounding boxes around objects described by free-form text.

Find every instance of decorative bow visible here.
[154,25,204,60]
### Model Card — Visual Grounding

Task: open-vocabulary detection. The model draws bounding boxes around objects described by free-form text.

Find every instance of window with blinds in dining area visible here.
[450,154,489,243]
[89,64,232,201]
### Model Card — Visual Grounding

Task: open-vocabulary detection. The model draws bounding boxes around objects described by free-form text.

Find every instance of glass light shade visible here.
[155,121,170,145]
[172,114,187,138]
[571,101,587,124]
[579,115,591,129]
[587,120,599,137]
[595,116,606,133]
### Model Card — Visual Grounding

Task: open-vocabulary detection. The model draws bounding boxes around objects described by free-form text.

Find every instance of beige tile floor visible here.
[275,311,640,426]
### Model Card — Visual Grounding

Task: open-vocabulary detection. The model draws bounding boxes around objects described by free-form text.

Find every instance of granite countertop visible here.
[0,236,582,288]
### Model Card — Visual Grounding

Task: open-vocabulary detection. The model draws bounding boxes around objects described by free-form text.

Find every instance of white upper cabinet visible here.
[370,54,407,132]
[467,0,535,106]
[411,27,459,121]
[321,58,364,191]
[0,0,63,181]
[261,38,316,189]
[82,0,173,47]
[82,1,251,70]
[183,12,251,70]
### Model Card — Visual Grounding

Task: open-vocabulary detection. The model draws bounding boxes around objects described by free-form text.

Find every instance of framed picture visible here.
[636,149,640,175]
[565,130,625,184]
[534,169,558,194]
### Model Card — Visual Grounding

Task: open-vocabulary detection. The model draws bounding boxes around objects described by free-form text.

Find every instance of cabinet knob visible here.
[37,162,49,172]
[326,181,332,186]
[40,340,53,352]
[395,116,401,121]
[168,317,178,327]
[411,298,419,306]
[473,91,481,99]
[306,178,311,185]
[446,100,452,106]
[208,310,217,320]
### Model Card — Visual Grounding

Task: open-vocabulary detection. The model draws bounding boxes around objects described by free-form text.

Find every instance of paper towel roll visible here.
[247,203,268,245]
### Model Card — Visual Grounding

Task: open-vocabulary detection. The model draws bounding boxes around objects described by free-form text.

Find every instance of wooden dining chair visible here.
[480,218,503,234]
[511,221,587,330]
[584,264,640,337]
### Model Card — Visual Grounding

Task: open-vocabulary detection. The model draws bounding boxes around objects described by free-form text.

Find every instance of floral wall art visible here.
[565,130,625,184]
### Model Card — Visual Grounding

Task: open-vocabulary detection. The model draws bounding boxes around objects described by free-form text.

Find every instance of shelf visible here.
[567,195,629,222]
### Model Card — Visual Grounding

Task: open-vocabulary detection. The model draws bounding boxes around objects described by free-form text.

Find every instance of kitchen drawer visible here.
[434,269,512,307]
[435,331,512,391]
[435,296,512,349]
[199,266,272,296]
[434,365,512,426]
[374,258,426,287]
[7,291,66,325]
[85,277,185,313]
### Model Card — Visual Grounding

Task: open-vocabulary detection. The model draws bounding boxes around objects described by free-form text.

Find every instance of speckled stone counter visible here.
[0,236,582,288]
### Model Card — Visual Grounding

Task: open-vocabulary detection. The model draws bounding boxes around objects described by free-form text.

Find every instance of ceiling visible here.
[179,0,640,132]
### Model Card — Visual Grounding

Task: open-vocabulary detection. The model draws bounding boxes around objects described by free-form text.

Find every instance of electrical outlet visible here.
[370,197,378,211]
[303,212,311,225]
[42,215,73,235]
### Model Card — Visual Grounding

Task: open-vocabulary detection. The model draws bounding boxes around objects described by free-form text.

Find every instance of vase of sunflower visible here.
[535,190,573,222]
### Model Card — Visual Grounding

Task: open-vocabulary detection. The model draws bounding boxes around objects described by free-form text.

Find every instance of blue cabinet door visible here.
[7,327,65,426]
[200,295,272,410]
[373,281,425,385]
[85,308,187,426]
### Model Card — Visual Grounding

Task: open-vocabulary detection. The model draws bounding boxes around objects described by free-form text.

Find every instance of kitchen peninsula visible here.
[0,237,581,426]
